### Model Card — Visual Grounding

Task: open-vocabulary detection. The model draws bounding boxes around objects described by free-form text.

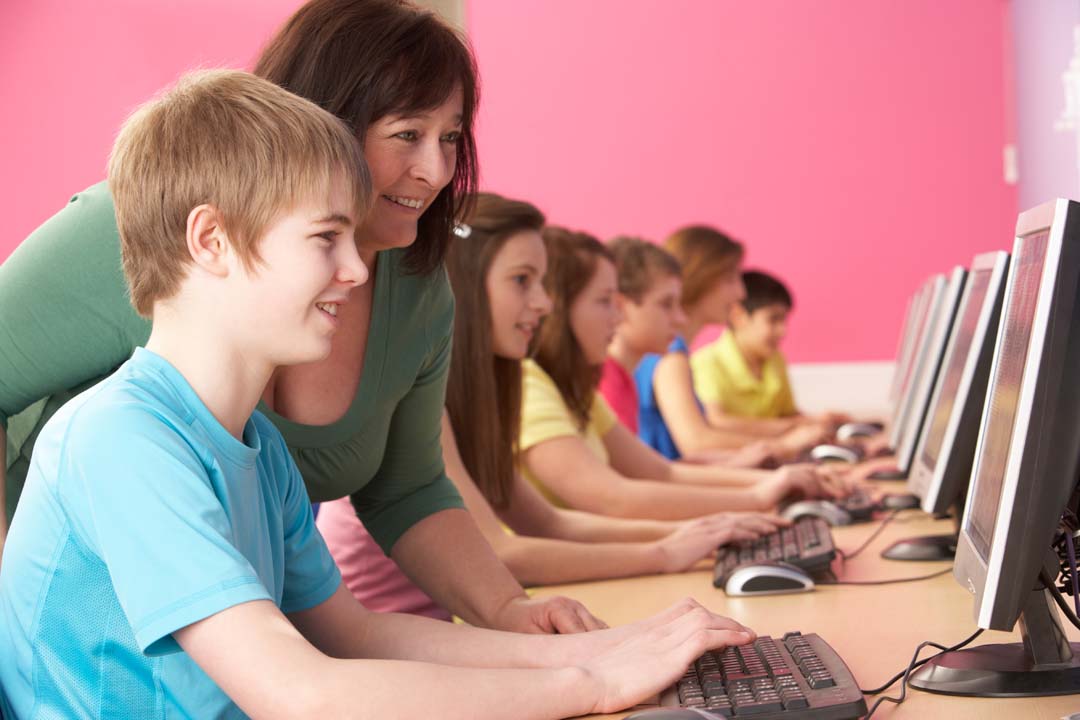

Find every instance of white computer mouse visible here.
[781,500,853,527]
[810,444,861,464]
[836,422,884,442]
[724,561,816,596]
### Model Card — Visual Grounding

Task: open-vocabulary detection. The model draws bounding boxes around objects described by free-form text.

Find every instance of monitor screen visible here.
[964,231,1050,561]
[895,267,966,473]
[891,278,944,437]
[920,268,992,470]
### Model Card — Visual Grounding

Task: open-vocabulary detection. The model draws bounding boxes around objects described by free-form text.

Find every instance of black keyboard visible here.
[656,632,866,719]
[835,490,875,522]
[713,518,836,589]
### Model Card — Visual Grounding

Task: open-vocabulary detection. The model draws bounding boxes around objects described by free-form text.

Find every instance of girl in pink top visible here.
[318,195,789,617]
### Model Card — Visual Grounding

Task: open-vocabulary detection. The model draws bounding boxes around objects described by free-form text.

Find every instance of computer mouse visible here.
[781,500,853,527]
[623,709,718,720]
[881,492,921,510]
[723,561,815,596]
[809,443,861,464]
[836,421,885,442]
[623,709,720,720]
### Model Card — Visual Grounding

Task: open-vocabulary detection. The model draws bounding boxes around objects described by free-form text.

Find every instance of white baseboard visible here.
[788,361,895,420]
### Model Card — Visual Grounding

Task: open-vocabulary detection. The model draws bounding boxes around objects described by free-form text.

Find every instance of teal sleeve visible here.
[0,183,150,428]
[350,270,465,555]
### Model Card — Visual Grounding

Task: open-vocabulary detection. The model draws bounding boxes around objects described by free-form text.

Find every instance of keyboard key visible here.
[663,633,865,719]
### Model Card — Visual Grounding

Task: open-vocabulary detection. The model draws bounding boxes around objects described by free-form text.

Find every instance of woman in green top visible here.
[0,0,600,634]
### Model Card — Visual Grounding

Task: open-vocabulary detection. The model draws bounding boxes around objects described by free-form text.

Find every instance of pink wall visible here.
[3,1,1016,362]
[0,0,304,261]
[467,0,1018,361]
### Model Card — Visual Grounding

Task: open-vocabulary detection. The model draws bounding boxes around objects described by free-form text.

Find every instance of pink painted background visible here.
[467,0,1018,361]
[0,1,1030,361]
[0,0,302,260]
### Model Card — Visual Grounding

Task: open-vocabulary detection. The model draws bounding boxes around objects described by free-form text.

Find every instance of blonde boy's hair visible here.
[107,69,370,317]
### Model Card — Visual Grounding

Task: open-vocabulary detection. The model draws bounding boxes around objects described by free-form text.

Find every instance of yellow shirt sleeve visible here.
[771,353,799,416]
[520,360,584,452]
[591,391,618,437]
[690,341,726,404]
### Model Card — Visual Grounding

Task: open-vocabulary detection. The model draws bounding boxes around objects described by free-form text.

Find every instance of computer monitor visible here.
[888,290,923,407]
[889,275,946,447]
[913,252,1009,515]
[893,265,967,475]
[881,252,1009,562]
[909,199,1080,697]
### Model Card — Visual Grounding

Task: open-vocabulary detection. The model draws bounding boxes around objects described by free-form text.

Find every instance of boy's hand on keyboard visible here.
[815,465,867,498]
[758,465,843,507]
[579,599,756,715]
[774,422,833,458]
[656,513,788,573]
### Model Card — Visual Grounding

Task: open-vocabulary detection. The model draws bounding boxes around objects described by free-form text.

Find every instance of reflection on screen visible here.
[921,270,992,470]
[966,232,1049,561]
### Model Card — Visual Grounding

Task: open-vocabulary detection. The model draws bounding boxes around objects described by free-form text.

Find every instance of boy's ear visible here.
[185,204,231,277]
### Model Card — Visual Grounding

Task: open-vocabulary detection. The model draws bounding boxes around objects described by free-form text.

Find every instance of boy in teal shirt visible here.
[0,69,753,719]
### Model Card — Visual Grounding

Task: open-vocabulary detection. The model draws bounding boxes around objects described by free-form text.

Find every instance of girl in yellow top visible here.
[519,227,853,521]
[319,194,787,598]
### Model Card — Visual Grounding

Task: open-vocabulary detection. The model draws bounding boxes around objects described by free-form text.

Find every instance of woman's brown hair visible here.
[446,193,546,509]
[254,0,479,275]
[534,227,615,432]
[663,225,744,309]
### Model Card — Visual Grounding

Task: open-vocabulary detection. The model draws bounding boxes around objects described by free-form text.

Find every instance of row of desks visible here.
[533,495,1080,719]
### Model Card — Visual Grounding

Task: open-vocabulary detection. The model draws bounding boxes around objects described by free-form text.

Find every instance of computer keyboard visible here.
[834,490,875,522]
[714,517,836,589]
[657,632,866,719]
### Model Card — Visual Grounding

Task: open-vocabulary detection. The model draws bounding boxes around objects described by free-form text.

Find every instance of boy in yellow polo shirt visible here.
[691,271,798,419]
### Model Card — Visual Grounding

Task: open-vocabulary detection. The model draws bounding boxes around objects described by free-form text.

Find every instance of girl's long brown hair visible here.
[534,227,615,432]
[445,193,545,509]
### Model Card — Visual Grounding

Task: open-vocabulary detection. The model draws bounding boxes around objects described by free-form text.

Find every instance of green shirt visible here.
[0,182,463,553]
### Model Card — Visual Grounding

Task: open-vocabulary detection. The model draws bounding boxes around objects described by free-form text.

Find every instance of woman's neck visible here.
[683,306,708,345]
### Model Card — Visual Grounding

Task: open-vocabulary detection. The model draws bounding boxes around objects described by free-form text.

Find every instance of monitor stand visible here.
[909,584,1080,697]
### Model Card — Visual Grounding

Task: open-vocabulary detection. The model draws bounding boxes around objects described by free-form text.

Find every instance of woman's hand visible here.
[654,513,788,573]
[494,595,608,634]
[757,464,848,507]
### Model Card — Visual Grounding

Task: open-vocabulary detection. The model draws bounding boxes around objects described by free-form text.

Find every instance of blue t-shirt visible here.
[634,336,702,460]
[0,348,341,719]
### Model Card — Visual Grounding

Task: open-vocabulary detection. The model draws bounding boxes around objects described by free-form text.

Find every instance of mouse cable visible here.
[818,566,952,587]
[1039,567,1080,633]
[836,509,901,561]
[859,627,984,717]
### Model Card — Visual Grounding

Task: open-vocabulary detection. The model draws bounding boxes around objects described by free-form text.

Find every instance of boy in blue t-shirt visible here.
[0,70,755,719]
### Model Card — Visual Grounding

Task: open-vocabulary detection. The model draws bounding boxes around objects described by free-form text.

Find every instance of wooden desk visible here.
[534,509,1080,719]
